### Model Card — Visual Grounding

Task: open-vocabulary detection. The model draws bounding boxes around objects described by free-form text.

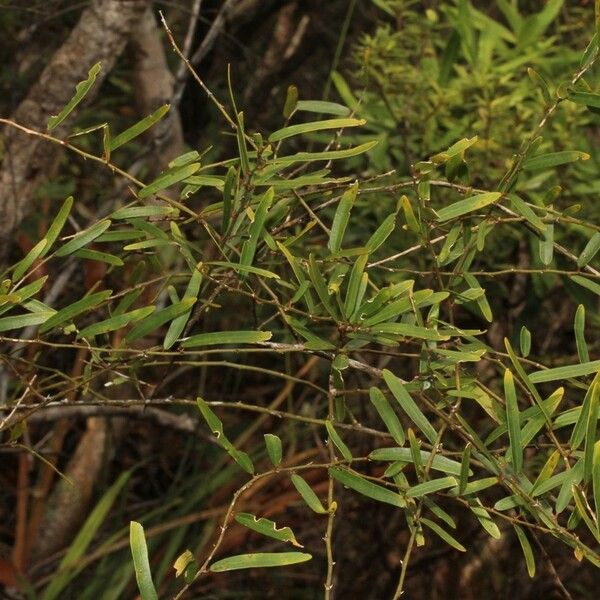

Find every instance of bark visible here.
[0,0,149,253]
[130,7,184,175]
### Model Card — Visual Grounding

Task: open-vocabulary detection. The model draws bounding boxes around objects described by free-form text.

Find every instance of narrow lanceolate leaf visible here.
[513,525,536,577]
[369,448,468,477]
[436,192,501,222]
[504,369,522,473]
[367,213,396,252]
[274,141,377,166]
[222,166,236,232]
[470,500,501,539]
[47,62,101,130]
[138,163,200,199]
[370,322,449,341]
[583,383,599,482]
[240,188,274,271]
[529,360,600,383]
[308,254,338,317]
[382,369,438,444]
[328,182,358,253]
[325,420,352,461]
[41,196,74,257]
[420,518,466,552]
[296,100,351,116]
[592,440,600,527]
[459,444,471,494]
[290,474,327,514]
[575,305,590,363]
[523,151,590,170]
[329,467,404,508]
[282,84,298,118]
[539,222,554,265]
[0,312,54,333]
[73,249,123,266]
[196,398,254,474]
[40,290,112,333]
[264,434,283,466]
[268,118,365,142]
[578,232,600,267]
[520,326,531,358]
[369,387,405,446]
[112,205,175,219]
[210,552,311,572]
[569,91,600,109]
[406,477,457,498]
[77,305,155,339]
[182,330,272,348]
[344,254,368,319]
[12,239,47,281]
[235,513,302,547]
[126,298,196,342]
[55,219,112,257]
[129,522,158,600]
[110,104,170,151]
[164,264,203,349]
[169,151,201,169]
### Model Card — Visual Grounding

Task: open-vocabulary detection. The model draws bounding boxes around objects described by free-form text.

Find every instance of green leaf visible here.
[370,322,449,341]
[504,369,522,473]
[290,474,327,514]
[208,261,280,280]
[55,219,112,257]
[164,264,203,349]
[173,550,197,580]
[235,513,301,547]
[513,525,536,577]
[295,100,350,116]
[47,62,101,130]
[328,182,358,253]
[583,382,599,482]
[470,500,501,539]
[110,104,170,151]
[508,194,546,232]
[383,369,438,445]
[12,239,47,281]
[406,476,457,498]
[283,84,299,119]
[196,398,254,474]
[436,192,501,222]
[458,443,471,494]
[539,222,554,265]
[269,118,365,143]
[41,196,74,257]
[325,420,352,461]
[40,290,112,333]
[112,205,175,219]
[344,254,368,319]
[308,253,338,317]
[578,232,600,267]
[73,249,124,266]
[169,151,201,169]
[369,387,405,446]
[420,518,466,552]
[264,434,283,466]
[568,91,600,109]
[77,305,155,339]
[236,111,250,176]
[274,141,378,166]
[593,440,600,528]
[129,522,158,600]
[240,188,274,272]
[126,298,196,343]
[520,326,531,358]
[138,163,200,199]
[575,305,590,363]
[0,311,54,332]
[329,466,404,507]
[529,360,600,383]
[222,166,237,232]
[523,151,590,170]
[42,471,131,600]
[182,330,272,348]
[366,213,396,252]
[210,552,311,572]
[570,275,600,296]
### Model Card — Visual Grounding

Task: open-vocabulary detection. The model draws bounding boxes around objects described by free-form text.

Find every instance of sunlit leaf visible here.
[210,552,311,572]
[129,522,158,600]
